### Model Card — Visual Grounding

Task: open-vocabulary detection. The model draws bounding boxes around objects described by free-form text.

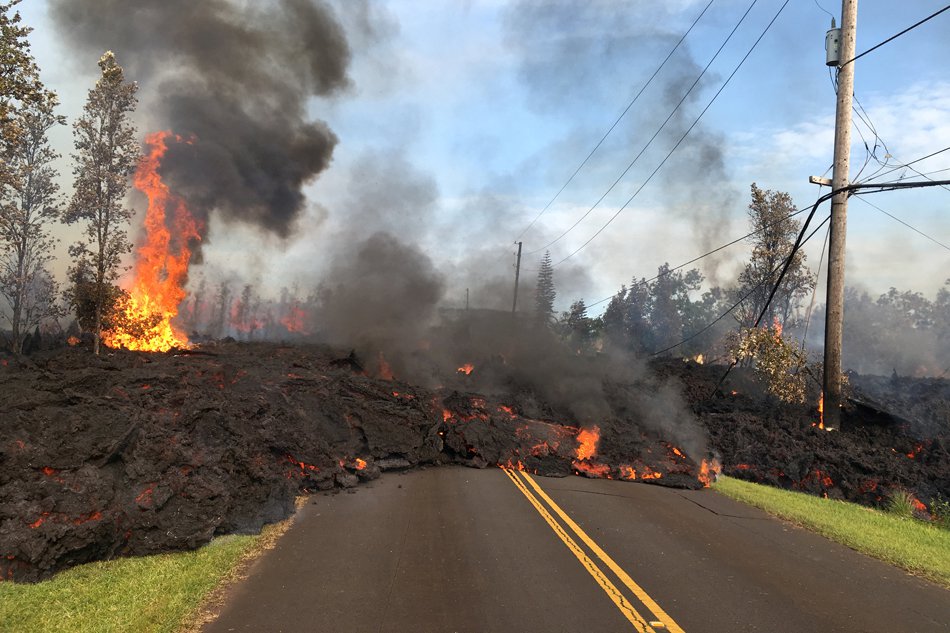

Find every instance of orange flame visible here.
[280,306,308,334]
[698,458,721,487]
[575,426,600,461]
[812,392,825,430]
[442,408,454,422]
[573,460,610,478]
[906,444,924,459]
[911,496,928,513]
[103,131,201,352]
[377,352,394,381]
[772,316,783,340]
[354,458,367,471]
[67,336,80,346]
[457,363,474,375]
[498,405,515,416]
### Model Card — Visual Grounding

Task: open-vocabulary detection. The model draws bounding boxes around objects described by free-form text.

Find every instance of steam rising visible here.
[49,0,350,244]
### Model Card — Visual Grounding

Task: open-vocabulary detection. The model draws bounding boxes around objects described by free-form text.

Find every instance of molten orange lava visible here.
[698,458,721,487]
[575,426,600,461]
[355,458,367,470]
[442,408,454,422]
[377,352,394,380]
[619,464,637,480]
[498,405,515,416]
[573,460,610,478]
[103,131,201,352]
[812,392,825,430]
[457,363,474,375]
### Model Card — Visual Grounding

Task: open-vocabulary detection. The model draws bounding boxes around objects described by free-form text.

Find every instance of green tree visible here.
[0,90,66,353]
[563,299,593,351]
[0,1,42,190]
[63,52,140,355]
[734,184,814,328]
[649,263,703,354]
[534,250,556,327]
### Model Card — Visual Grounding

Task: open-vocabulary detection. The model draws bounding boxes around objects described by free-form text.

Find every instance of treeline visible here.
[0,2,140,355]
[530,185,949,378]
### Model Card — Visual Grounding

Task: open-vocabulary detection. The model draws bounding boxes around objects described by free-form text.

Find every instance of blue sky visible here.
[20,0,950,313]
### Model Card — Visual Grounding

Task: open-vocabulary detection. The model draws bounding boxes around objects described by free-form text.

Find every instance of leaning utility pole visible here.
[823,0,858,432]
[511,242,523,315]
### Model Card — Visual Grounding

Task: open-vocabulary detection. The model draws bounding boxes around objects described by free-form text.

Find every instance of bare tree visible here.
[0,90,66,353]
[62,52,140,355]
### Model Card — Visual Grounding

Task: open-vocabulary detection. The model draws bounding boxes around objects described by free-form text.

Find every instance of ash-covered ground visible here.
[1,341,947,583]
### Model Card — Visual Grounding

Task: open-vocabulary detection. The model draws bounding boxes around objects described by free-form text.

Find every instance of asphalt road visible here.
[204,467,950,633]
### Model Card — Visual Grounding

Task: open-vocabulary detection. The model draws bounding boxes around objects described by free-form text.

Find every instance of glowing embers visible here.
[697,458,721,487]
[812,392,827,430]
[575,426,600,461]
[457,363,474,375]
[103,131,201,352]
[572,426,611,478]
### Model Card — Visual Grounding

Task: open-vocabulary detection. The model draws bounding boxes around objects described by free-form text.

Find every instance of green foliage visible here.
[534,250,556,327]
[715,476,950,588]
[930,495,950,530]
[0,535,257,633]
[0,1,43,182]
[885,488,918,519]
[733,183,814,329]
[728,321,809,403]
[64,259,123,333]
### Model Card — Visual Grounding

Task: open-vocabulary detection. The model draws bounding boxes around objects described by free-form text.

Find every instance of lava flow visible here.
[102,131,201,352]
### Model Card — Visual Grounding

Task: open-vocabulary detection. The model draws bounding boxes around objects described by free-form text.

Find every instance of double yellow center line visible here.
[501,467,686,633]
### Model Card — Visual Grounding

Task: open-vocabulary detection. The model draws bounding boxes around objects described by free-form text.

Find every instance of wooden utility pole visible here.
[823,0,858,432]
[511,242,523,315]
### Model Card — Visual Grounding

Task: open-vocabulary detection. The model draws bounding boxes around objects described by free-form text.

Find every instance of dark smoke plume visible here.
[50,0,351,244]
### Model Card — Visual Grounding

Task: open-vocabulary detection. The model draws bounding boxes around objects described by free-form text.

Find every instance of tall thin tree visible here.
[534,250,556,327]
[63,51,140,355]
[0,90,66,353]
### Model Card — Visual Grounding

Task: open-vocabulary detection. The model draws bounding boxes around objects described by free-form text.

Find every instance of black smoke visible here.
[49,0,351,244]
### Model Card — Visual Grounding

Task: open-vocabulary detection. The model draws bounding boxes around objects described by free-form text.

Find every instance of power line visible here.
[586,206,809,310]
[514,0,717,242]
[524,0,758,256]
[861,145,950,183]
[842,4,950,66]
[855,196,950,253]
[651,212,831,357]
[551,0,791,267]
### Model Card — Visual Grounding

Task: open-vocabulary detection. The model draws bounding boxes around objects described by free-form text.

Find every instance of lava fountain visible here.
[102,131,201,352]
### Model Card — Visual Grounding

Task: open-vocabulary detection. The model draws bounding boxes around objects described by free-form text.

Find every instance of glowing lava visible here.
[575,427,600,461]
[698,458,721,487]
[812,392,825,430]
[457,363,474,375]
[103,131,201,352]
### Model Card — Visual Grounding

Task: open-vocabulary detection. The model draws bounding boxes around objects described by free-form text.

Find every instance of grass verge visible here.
[0,515,294,633]
[714,475,950,588]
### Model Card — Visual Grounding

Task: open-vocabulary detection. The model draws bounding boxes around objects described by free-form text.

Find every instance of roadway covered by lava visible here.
[1,342,947,582]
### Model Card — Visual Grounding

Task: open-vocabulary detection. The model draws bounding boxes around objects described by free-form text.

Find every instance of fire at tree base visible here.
[0,342,947,583]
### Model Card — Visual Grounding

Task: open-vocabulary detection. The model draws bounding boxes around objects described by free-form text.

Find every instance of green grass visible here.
[0,534,258,633]
[714,475,950,588]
